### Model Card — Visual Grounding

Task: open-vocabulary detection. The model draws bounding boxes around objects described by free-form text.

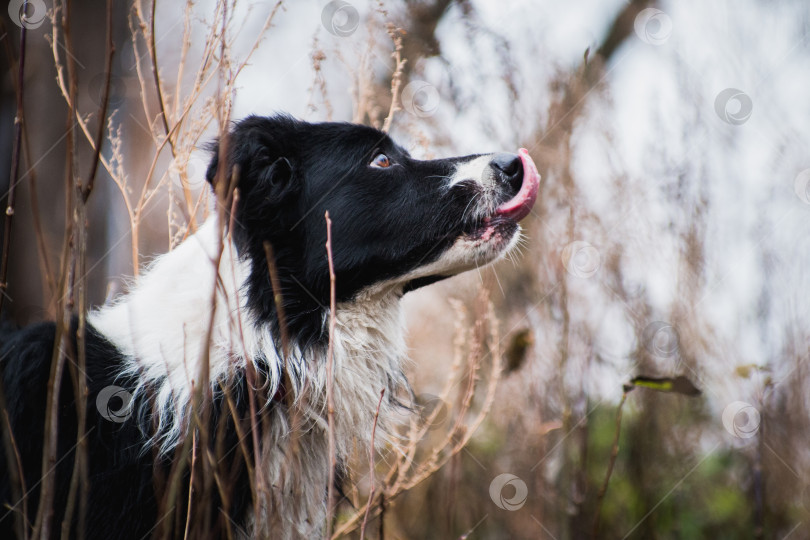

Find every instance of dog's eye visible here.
[370,153,391,168]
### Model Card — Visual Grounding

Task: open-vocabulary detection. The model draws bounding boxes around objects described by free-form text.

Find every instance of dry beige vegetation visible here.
[2,0,809,538]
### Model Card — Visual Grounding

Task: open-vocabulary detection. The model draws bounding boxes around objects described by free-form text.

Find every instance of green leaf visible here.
[627,375,702,396]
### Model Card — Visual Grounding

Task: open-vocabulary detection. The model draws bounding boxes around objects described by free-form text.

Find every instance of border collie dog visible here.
[0,115,539,539]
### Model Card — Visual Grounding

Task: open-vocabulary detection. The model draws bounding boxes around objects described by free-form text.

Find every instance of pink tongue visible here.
[495,148,539,221]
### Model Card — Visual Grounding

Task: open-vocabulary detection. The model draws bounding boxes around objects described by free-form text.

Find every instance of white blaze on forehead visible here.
[448,154,495,188]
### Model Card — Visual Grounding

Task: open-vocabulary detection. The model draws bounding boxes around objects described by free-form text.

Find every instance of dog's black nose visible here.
[490,153,523,195]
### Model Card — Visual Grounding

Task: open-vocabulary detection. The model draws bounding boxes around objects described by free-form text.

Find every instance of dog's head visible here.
[207,115,539,343]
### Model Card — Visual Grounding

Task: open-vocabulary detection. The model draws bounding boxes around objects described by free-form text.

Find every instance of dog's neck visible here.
[88,217,408,454]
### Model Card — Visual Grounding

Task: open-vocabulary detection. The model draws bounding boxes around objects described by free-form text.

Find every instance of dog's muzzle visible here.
[488,148,540,223]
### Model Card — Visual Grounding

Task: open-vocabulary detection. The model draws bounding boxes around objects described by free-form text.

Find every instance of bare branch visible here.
[592,391,628,538]
[81,0,114,203]
[0,10,30,538]
[325,210,337,539]
[148,0,173,152]
[0,0,29,316]
[380,23,406,133]
[360,389,385,540]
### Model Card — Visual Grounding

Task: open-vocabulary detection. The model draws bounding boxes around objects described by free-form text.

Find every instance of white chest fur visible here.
[88,218,408,457]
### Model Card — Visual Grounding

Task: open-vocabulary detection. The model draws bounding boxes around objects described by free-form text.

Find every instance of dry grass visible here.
[1,1,510,538]
[5,1,808,538]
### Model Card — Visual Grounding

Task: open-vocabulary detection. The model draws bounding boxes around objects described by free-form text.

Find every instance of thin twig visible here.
[2,409,28,539]
[0,17,54,299]
[234,188,267,531]
[23,128,56,300]
[592,391,628,538]
[149,0,173,152]
[263,241,297,406]
[332,295,504,538]
[81,0,114,203]
[61,3,114,536]
[753,405,765,540]
[34,1,80,535]
[182,432,196,540]
[360,389,385,540]
[381,23,406,133]
[0,8,30,538]
[263,241,303,480]
[158,134,235,540]
[0,0,29,316]
[263,242,291,359]
[325,211,337,539]
[221,196,268,526]
[378,492,385,540]
[219,384,256,492]
[174,0,197,231]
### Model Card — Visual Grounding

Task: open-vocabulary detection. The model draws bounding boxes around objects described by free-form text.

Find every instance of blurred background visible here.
[2,0,810,538]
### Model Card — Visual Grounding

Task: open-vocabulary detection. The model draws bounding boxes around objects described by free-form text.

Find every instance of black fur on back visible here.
[0,321,255,539]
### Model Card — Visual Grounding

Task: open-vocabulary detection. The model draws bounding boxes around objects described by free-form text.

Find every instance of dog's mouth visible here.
[400,150,539,292]
[494,148,540,222]
[466,148,540,246]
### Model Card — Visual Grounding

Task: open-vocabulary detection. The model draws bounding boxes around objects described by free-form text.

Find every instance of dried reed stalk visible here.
[332,292,504,538]
[0,7,31,538]
[325,210,338,539]
[360,389,386,540]
[592,391,628,538]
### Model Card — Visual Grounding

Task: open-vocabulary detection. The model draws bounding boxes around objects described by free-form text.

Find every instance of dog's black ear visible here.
[261,157,293,188]
[205,140,222,186]
[204,146,293,191]
[205,154,218,184]
[205,116,300,203]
